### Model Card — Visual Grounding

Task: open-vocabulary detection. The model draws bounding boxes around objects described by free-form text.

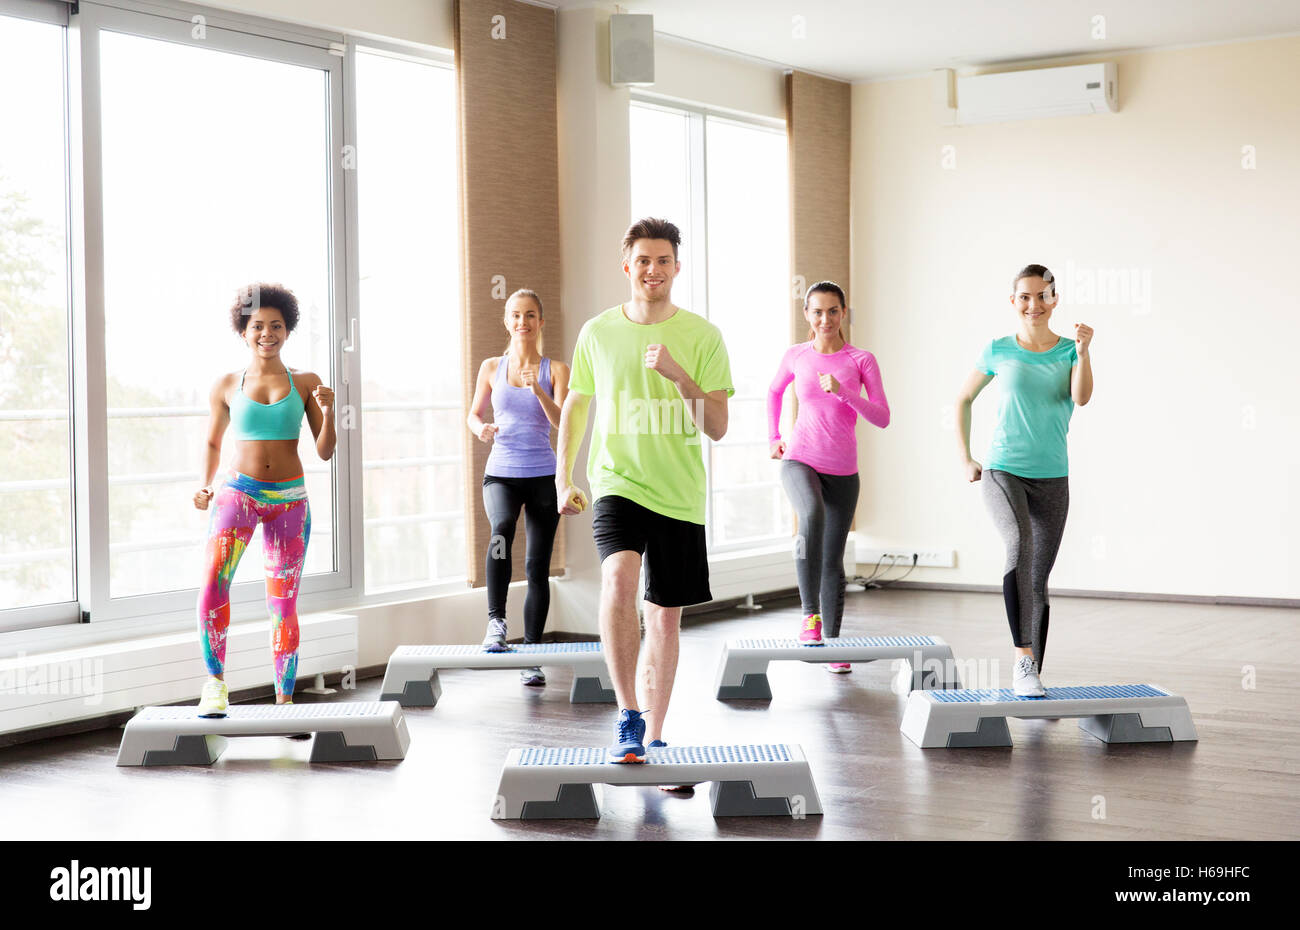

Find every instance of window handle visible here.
[341,317,357,384]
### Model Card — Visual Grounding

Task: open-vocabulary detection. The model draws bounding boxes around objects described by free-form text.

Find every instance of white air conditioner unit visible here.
[956,62,1117,124]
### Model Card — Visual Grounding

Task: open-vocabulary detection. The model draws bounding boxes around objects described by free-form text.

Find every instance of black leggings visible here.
[780,460,860,639]
[482,474,560,643]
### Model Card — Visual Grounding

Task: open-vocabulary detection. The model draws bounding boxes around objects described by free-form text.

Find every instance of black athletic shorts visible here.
[591,495,712,608]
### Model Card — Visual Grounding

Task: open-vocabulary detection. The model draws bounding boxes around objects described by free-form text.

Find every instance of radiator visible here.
[705,541,856,604]
[0,612,358,737]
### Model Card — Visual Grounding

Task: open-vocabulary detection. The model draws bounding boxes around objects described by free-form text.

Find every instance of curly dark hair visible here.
[229,283,300,334]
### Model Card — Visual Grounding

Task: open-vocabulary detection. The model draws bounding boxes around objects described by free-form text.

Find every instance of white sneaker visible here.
[1012,655,1046,697]
[197,678,229,717]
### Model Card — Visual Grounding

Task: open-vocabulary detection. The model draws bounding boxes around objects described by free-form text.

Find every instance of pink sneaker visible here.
[827,662,852,674]
[799,614,824,645]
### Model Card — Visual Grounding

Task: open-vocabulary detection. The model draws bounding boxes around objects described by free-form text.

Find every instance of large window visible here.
[0,0,463,634]
[355,47,464,593]
[98,28,336,601]
[0,8,74,618]
[629,100,791,549]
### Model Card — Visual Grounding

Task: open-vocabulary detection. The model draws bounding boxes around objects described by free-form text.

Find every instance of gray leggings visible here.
[982,469,1069,671]
[781,460,860,638]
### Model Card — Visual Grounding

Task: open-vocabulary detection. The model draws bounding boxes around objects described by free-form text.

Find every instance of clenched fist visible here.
[1073,323,1094,356]
[313,384,335,416]
[644,344,685,383]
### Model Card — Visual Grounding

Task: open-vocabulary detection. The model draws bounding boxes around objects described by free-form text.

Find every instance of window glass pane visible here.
[98,31,334,599]
[704,116,790,545]
[629,103,695,307]
[0,14,75,611]
[355,49,464,592]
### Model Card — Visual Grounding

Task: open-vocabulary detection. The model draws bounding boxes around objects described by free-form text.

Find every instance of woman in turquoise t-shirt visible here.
[955,264,1094,696]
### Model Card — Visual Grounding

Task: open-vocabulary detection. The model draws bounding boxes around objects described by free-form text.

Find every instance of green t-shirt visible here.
[977,335,1078,478]
[568,305,734,523]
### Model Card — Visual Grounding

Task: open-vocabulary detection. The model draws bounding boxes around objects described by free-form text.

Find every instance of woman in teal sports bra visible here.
[191,283,336,717]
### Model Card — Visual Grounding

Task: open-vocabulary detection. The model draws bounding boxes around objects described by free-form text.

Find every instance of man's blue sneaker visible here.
[609,708,647,763]
[647,739,667,749]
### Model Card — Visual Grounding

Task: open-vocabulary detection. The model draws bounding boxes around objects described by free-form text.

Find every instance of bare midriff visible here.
[230,438,304,481]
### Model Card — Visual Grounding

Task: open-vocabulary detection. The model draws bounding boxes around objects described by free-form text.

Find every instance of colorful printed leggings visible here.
[197,471,310,699]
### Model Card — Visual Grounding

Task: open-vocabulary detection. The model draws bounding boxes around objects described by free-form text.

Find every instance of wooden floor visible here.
[2,588,1297,841]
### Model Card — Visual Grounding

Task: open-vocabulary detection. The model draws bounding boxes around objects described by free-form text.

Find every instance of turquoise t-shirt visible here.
[977,335,1078,478]
[569,305,734,524]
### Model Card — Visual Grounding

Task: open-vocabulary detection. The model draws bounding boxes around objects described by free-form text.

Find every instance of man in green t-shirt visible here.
[556,217,734,764]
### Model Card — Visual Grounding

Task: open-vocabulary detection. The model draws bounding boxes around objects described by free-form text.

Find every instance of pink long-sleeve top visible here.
[767,342,890,475]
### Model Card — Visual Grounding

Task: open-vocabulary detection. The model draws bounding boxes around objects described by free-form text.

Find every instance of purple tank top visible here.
[485,355,556,478]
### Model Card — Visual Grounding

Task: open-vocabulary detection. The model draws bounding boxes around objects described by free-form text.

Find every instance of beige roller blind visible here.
[786,71,851,341]
[456,0,564,587]
[787,70,853,534]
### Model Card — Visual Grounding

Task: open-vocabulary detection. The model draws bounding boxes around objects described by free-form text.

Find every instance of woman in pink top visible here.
[768,282,890,669]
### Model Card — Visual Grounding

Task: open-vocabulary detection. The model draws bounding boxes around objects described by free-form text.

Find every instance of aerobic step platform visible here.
[492,743,823,820]
[116,701,410,766]
[899,684,1198,748]
[715,635,960,700]
[379,643,614,707]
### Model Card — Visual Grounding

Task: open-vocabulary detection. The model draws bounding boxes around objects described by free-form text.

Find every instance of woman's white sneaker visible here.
[197,678,229,717]
[1012,655,1046,697]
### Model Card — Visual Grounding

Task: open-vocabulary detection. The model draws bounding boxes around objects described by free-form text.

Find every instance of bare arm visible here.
[466,358,498,443]
[644,344,728,441]
[956,369,994,481]
[299,372,336,461]
[554,389,592,514]
[194,376,231,509]
[675,379,729,443]
[1071,325,1094,405]
[530,360,568,429]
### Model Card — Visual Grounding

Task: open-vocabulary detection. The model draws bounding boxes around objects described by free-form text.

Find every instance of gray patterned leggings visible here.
[982,469,1069,671]
[781,460,860,639]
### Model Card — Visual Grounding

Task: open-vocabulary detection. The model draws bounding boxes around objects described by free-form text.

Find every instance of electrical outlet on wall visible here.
[855,544,955,568]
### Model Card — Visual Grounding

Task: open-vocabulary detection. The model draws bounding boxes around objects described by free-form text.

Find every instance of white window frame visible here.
[629,94,789,553]
[73,0,353,624]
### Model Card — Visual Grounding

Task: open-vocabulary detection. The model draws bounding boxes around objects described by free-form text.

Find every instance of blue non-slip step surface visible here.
[397,642,601,657]
[734,635,937,649]
[517,744,793,766]
[929,684,1169,704]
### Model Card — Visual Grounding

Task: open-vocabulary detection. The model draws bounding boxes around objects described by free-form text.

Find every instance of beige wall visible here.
[650,35,785,120]
[850,36,1300,599]
[209,0,454,47]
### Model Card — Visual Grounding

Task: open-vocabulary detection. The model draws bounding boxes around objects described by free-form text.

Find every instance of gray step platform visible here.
[492,743,823,820]
[380,643,615,707]
[900,683,1198,748]
[116,701,410,766]
[715,634,961,699]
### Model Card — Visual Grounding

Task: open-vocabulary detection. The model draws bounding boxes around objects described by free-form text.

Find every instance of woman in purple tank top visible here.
[466,290,570,684]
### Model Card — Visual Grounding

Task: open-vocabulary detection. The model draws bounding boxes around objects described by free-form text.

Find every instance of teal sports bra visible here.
[229,366,305,441]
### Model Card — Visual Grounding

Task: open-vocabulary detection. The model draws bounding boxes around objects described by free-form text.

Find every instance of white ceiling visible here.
[550,0,1300,81]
